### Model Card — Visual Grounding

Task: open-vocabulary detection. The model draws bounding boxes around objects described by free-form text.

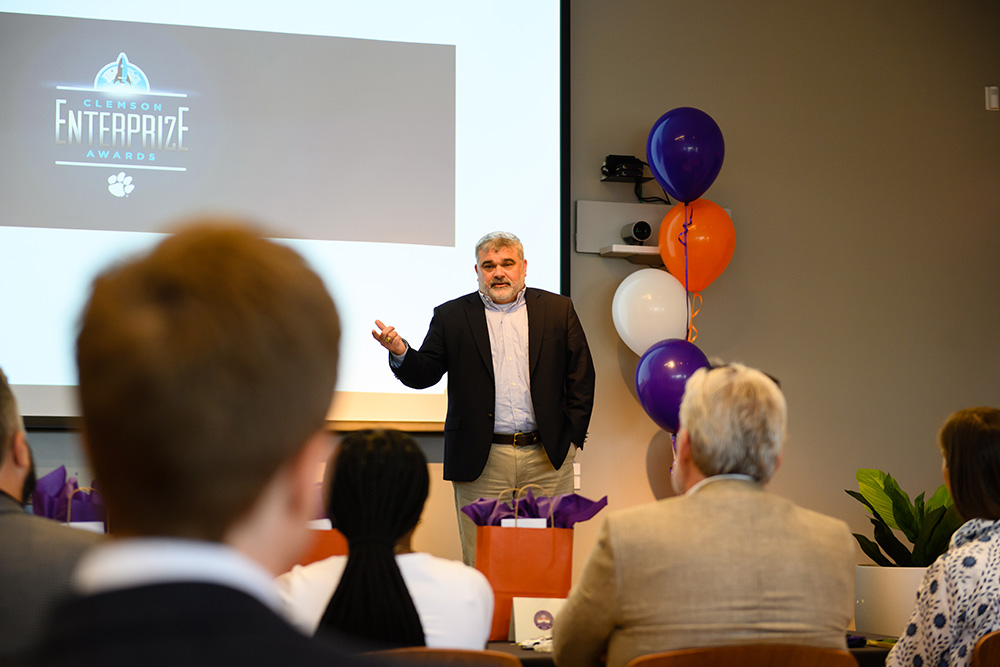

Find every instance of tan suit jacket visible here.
[552,478,855,667]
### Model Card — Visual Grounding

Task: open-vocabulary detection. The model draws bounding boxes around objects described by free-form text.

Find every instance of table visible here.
[487,639,891,666]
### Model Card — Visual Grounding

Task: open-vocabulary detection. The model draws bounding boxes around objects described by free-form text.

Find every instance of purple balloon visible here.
[635,339,710,433]
[646,107,725,204]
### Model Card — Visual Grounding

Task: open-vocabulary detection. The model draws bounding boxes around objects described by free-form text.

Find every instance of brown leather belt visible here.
[492,431,541,446]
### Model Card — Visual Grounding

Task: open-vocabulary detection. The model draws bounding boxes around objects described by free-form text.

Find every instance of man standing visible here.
[0,367,102,659]
[553,363,855,667]
[374,231,595,565]
[30,223,366,665]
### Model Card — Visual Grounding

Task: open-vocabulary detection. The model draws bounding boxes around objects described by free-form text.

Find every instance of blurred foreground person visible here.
[29,223,367,666]
[0,366,102,659]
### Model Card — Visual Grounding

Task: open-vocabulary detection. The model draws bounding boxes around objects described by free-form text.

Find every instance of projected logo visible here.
[94,52,150,92]
[108,171,134,197]
[54,51,191,183]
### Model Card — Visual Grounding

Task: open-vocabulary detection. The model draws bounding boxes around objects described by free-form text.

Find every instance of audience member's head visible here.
[939,407,1000,521]
[675,363,787,492]
[75,222,340,562]
[0,366,35,503]
[318,428,429,649]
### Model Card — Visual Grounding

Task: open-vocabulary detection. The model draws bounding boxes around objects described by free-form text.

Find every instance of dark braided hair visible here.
[316,429,429,649]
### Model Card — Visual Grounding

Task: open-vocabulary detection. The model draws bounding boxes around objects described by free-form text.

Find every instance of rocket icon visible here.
[93,51,150,92]
[112,52,133,85]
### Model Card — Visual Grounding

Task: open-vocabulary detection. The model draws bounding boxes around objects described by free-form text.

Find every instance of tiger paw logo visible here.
[108,172,134,198]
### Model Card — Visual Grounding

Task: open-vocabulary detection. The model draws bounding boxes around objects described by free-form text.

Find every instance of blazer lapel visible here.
[526,288,543,374]
[464,293,494,377]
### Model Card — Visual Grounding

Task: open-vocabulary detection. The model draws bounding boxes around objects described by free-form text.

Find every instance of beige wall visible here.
[564,0,1000,579]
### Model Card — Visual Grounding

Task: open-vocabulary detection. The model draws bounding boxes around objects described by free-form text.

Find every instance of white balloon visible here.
[611,268,689,355]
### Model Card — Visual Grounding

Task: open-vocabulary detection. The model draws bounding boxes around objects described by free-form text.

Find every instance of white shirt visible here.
[73,538,283,612]
[686,473,757,496]
[276,552,494,649]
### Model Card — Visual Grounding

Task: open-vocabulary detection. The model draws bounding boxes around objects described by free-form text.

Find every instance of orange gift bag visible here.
[474,524,573,641]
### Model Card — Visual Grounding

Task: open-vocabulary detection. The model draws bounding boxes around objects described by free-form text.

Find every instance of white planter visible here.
[854,565,927,636]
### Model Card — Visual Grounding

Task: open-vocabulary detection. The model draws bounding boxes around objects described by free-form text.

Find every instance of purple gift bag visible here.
[31,465,107,525]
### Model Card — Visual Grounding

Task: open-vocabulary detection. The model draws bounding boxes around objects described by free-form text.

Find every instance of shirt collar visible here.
[952,518,1000,549]
[0,488,24,508]
[686,473,758,496]
[479,287,526,311]
[73,537,283,612]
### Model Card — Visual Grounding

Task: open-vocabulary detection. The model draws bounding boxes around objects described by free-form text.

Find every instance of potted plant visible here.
[846,468,964,635]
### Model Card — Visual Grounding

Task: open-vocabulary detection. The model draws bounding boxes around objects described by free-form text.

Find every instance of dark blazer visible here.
[393,287,595,482]
[29,582,370,666]
[0,493,103,658]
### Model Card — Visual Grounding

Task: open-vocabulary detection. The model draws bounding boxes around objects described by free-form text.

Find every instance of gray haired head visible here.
[474,231,523,261]
[678,363,786,483]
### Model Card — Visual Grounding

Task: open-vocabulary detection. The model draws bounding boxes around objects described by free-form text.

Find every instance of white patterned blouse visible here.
[887,518,1000,667]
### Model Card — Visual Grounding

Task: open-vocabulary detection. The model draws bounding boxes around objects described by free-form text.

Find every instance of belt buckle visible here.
[513,431,530,446]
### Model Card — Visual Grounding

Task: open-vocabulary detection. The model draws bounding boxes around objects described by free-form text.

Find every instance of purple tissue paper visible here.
[461,488,607,528]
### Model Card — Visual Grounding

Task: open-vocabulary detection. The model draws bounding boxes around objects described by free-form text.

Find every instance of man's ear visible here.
[676,428,692,464]
[12,431,31,468]
[289,430,334,518]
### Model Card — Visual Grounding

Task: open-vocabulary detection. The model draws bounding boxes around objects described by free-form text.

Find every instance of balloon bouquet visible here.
[611,107,735,434]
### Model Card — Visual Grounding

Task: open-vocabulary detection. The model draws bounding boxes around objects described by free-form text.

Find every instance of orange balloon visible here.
[658,199,735,292]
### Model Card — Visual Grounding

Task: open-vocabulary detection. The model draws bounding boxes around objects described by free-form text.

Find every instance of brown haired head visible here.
[940,407,1000,521]
[75,221,340,539]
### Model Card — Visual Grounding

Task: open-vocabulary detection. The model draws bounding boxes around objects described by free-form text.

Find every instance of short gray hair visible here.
[474,231,523,261]
[678,363,786,483]
[0,367,25,462]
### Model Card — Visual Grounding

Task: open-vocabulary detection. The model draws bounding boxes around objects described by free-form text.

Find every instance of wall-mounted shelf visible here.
[576,200,669,266]
[599,244,662,265]
[576,199,732,265]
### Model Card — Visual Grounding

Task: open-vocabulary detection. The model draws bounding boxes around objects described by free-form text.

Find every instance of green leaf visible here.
[923,505,964,564]
[926,484,952,513]
[856,469,899,530]
[914,492,926,524]
[883,473,919,543]
[871,516,914,566]
[853,533,894,566]
[911,505,946,566]
[846,489,876,514]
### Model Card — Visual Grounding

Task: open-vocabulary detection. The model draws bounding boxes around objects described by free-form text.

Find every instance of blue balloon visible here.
[646,107,725,204]
[635,339,710,433]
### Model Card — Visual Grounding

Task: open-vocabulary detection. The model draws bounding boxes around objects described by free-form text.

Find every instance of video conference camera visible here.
[620,220,652,245]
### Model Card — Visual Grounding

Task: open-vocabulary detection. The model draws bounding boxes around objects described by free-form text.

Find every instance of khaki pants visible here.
[453,442,576,566]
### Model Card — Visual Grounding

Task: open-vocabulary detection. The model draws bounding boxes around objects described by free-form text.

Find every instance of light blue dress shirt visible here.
[479,288,536,434]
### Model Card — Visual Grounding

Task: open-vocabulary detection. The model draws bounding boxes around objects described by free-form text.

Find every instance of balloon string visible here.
[687,292,702,343]
[677,204,694,339]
